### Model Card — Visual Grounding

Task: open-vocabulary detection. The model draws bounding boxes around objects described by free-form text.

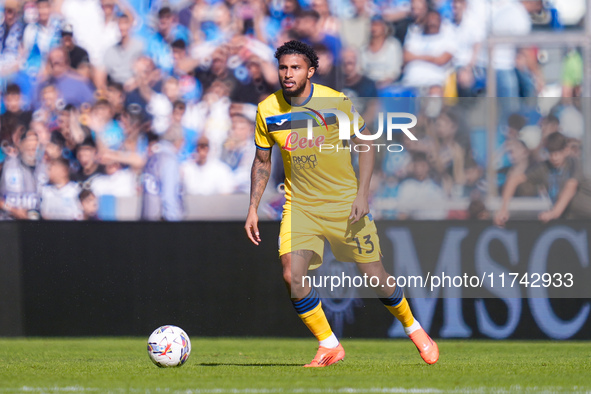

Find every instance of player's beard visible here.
[282,79,307,100]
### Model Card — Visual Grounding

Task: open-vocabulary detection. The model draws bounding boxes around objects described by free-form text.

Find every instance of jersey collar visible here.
[282,83,314,108]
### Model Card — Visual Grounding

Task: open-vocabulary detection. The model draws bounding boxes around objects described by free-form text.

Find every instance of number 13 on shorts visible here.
[335,216,381,264]
[353,234,375,255]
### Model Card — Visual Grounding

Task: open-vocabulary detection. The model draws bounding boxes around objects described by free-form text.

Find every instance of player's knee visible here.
[281,255,291,284]
[284,268,305,289]
[283,269,306,297]
[281,253,309,298]
[282,267,292,287]
[282,255,302,290]
[283,271,309,299]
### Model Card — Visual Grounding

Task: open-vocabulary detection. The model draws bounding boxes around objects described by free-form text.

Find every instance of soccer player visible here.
[244,40,439,367]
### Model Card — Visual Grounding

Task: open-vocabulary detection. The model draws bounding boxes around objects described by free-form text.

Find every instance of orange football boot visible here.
[304,343,345,367]
[409,328,439,364]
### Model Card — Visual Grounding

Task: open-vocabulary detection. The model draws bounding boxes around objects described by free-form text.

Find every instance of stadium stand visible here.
[0,0,588,221]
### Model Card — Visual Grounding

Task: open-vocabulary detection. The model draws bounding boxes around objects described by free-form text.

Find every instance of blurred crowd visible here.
[369,96,587,221]
[0,0,587,220]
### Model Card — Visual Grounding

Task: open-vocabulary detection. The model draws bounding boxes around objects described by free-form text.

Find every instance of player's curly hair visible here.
[274,40,319,70]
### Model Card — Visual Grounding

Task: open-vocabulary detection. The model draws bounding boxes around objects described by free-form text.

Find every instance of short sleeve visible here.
[254,107,274,150]
[338,93,366,138]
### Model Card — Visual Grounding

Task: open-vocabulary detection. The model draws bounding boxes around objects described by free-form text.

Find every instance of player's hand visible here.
[539,209,558,223]
[493,208,509,227]
[245,208,261,245]
[349,196,369,225]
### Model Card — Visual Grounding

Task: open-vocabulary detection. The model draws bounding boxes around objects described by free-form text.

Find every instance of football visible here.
[147,325,191,367]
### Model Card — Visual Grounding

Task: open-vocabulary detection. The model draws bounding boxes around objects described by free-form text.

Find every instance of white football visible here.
[147,325,191,367]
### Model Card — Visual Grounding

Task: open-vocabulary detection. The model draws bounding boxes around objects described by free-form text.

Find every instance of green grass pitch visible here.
[0,338,590,393]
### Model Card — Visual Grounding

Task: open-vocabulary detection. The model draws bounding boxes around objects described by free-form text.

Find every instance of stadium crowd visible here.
[0,0,587,220]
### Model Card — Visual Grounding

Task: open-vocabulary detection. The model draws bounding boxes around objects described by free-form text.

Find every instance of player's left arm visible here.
[350,126,374,224]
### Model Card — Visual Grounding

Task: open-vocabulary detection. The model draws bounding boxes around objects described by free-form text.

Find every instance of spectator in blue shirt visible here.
[22,0,62,71]
[0,0,24,76]
[146,7,191,74]
[171,39,202,104]
[293,9,342,63]
[36,47,95,109]
[89,99,125,150]
[141,128,184,221]
[172,100,198,162]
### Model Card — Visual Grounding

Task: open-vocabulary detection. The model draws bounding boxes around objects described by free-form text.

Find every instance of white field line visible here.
[0,387,588,394]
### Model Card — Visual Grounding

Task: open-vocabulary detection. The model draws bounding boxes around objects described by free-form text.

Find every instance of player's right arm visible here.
[245,147,272,245]
[245,106,274,245]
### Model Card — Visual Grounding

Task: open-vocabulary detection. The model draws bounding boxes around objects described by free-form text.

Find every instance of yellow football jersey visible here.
[255,83,366,216]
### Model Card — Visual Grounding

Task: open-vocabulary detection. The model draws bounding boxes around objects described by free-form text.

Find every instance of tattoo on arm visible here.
[249,148,272,210]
